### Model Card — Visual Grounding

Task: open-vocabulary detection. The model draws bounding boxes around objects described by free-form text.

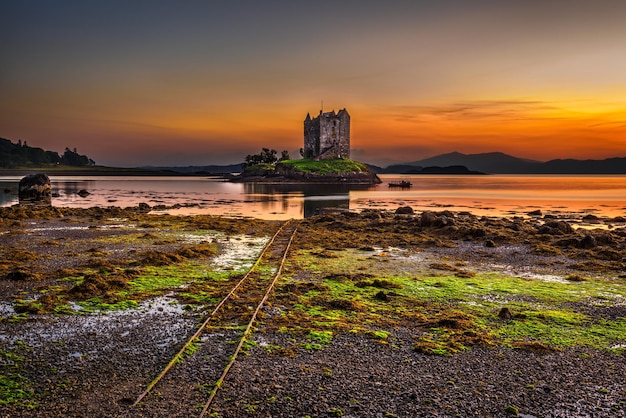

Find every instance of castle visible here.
[303,108,350,160]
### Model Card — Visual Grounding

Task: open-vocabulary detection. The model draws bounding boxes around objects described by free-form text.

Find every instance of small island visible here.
[232,156,381,184]
[231,108,381,185]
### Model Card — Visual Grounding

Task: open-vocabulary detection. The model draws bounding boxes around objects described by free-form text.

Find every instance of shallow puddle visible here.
[211,235,268,271]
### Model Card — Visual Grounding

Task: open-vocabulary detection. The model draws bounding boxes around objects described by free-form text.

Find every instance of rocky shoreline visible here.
[0,206,624,417]
[229,169,382,185]
[229,172,381,184]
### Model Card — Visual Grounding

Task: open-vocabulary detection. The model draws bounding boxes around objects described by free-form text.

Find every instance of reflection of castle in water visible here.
[242,183,372,218]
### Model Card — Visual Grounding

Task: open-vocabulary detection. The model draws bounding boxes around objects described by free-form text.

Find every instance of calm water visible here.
[2,174,626,220]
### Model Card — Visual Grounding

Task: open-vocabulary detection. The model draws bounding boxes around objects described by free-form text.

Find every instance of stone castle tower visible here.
[303,108,350,160]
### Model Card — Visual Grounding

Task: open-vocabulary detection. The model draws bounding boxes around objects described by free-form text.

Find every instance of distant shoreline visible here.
[0,167,227,177]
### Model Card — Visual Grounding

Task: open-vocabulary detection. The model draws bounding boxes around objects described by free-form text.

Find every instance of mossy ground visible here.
[1,207,625,411]
[0,344,37,409]
[277,158,370,175]
[3,207,623,353]
[271,245,625,355]
[1,207,279,318]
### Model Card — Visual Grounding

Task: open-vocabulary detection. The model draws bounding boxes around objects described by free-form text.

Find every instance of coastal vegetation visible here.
[276,158,371,175]
[0,137,94,168]
[277,251,625,354]
[241,148,290,168]
[240,147,370,176]
[1,206,625,414]
[237,148,380,184]
[2,207,624,354]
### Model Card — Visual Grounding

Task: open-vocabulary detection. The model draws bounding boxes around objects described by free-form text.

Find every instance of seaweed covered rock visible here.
[419,211,455,227]
[18,173,52,206]
[395,206,414,215]
[537,220,574,235]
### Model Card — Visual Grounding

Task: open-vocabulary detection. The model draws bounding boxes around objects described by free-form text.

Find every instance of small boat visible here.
[388,180,412,188]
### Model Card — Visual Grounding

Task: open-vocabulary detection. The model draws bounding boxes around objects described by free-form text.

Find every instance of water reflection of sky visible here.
[2,175,626,220]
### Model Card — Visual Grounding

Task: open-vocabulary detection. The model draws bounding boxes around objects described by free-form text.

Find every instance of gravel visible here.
[1,208,624,417]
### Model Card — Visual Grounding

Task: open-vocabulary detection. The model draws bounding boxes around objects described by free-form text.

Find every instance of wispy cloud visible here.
[385,100,565,124]
[588,121,626,129]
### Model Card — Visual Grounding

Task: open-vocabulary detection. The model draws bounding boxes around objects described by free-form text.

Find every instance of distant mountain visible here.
[538,157,626,174]
[140,164,243,174]
[410,152,539,174]
[368,164,422,174]
[406,165,485,175]
[381,152,626,174]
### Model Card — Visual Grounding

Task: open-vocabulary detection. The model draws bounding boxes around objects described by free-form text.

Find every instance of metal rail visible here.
[132,219,298,410]
[199,222,297,417]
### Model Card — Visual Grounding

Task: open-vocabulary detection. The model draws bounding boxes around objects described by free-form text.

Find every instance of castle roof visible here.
[306,108,349,122]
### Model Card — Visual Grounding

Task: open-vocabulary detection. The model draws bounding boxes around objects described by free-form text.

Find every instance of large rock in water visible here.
[19,173,52,206]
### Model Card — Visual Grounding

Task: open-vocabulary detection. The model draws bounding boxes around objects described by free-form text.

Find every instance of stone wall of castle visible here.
[304,109,350,160]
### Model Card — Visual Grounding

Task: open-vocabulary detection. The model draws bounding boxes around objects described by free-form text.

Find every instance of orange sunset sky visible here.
[2,1,626,167]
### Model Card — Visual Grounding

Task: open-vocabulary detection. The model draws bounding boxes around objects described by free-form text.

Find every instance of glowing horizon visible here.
[2,1,626,167]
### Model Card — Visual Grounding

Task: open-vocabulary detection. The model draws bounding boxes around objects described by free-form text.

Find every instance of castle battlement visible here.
[303,108,350,160]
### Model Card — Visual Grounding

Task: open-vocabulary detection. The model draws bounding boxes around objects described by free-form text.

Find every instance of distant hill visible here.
[410,152,539,173]
[140,164,243,174]
[0,137,95,168]
[377,164,420,174]
[381,152,626,174]
[405,165,485,175]
[538,157,626,174]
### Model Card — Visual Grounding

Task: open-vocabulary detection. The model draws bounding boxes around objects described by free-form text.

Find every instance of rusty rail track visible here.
[131,219,299,416]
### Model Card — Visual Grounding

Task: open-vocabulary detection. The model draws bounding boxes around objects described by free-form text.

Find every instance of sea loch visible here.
[2,174,625,221]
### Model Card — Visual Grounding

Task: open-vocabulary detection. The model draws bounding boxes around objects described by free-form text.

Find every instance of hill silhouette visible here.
[0,137,95,168]
[381,152,626,174]
[410,152,538,173]
[140,164,243,174]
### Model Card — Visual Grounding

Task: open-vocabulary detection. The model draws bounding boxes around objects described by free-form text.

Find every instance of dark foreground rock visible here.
[18,173,51,205]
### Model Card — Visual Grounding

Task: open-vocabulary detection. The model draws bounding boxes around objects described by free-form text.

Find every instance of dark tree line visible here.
[242,148,290,168]
[0,137,95,168]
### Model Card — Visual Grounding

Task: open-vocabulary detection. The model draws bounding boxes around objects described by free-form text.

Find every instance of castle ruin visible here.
[303,109,350,160]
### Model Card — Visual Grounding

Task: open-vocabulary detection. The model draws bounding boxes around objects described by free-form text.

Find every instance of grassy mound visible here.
[276,158,370,175]
[239,158,380,183]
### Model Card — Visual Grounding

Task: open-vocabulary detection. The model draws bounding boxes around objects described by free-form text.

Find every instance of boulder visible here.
[418,210,455,228]
[137,202,151,212]
[578,235,597,249]
[395,206,414,215]
[374,291,389,302]
[419,211,439,227]
[498,307,513,320]
[18,173,51,206]
[582,214,600,223]
[537,220,574,235]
